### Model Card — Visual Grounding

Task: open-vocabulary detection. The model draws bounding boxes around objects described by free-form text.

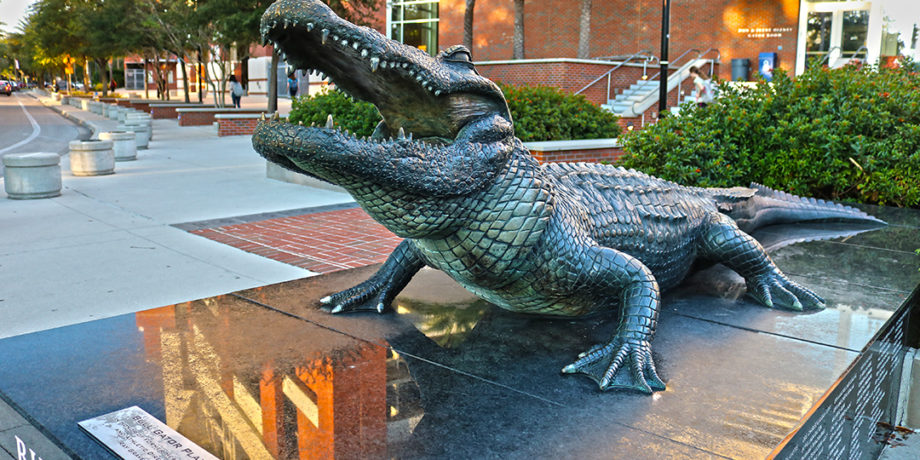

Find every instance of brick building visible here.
[241,0,916,122]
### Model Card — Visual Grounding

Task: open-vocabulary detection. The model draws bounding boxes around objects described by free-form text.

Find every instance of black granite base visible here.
[0,204,918,459]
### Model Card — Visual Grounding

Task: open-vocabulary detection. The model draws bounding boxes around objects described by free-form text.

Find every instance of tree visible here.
[512,0,524,59]
[463,0,476,52]
[577,0,591,59]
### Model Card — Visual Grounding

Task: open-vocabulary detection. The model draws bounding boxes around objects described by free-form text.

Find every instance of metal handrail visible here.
[630,48,720,119]
[700,48,721,77]
[818,45,869,66]
[645,48,701,82]
[574,51,658,99]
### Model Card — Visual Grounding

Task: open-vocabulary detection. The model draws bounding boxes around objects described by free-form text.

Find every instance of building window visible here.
[389,0,439,56]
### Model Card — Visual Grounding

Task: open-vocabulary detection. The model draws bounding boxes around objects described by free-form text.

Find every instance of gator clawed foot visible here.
[320,281,390,314]
[746,271,825,311]
[562,337,666,394]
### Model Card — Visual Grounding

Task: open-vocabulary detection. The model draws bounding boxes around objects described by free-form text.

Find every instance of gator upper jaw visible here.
[260,0,510,142]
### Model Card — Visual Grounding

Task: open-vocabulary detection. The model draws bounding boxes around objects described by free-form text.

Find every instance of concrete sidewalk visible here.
[0,91,353,339]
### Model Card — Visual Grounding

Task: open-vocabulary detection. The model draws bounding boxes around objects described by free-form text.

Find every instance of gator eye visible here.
[449,50,472,63]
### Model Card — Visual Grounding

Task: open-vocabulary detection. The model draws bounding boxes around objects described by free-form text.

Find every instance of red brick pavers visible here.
[191,207,402,274]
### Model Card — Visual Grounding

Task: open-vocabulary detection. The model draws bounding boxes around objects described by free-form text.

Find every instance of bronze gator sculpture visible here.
[252,0,884,393]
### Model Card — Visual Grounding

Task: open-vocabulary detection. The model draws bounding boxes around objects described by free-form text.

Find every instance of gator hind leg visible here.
[321,239,425,313]
[700,213,825,310]
[560,246,666,393]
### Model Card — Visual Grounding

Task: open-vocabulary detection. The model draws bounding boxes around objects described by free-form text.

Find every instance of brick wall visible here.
[178,109,265,126]
[530,147,624,164]
[438,0,799,81]
[217,117,262,136]
[150,105,181,119]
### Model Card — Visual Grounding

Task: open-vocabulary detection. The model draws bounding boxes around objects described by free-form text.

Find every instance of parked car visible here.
[0,80,13,96]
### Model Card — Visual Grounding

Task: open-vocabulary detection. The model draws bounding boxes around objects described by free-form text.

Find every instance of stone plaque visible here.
[79,406,218,460]
[773,285,920,459]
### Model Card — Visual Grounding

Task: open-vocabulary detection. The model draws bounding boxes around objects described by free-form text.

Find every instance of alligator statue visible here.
[253,0,884,393]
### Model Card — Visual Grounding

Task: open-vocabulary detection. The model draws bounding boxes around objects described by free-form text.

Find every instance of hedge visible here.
[288,83,621,142]
[619,60,920,208]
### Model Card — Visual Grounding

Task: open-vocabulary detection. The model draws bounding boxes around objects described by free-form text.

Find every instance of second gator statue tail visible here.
[709,183,886,233]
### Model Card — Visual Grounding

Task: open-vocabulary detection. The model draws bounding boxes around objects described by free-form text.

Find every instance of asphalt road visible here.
[0,91,90,174]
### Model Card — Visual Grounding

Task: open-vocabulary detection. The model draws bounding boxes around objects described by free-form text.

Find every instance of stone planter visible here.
[124,114,153,140]
[69,140,115,176]
[119,123,150,149]
[2,153,62,199]
[98,131,137,161]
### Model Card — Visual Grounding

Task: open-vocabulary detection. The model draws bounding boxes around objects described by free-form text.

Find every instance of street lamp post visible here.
[658,0,670,117]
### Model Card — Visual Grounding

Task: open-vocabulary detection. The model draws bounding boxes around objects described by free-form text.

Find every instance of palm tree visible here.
[512,0,524,59]
[463,0,476,52]
[577,0,592,59]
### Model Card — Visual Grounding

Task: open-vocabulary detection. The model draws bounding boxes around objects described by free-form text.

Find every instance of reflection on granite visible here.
[0,206,917,459]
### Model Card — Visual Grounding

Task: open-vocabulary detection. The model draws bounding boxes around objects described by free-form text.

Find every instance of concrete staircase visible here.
[602,58,714,118]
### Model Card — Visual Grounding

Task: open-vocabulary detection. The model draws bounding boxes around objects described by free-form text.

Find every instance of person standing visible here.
[229,75,244,108]
[288,73,298,99]
[689,66,714,108]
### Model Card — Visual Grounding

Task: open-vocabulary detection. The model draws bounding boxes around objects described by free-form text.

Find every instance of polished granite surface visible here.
[0,205,918,459]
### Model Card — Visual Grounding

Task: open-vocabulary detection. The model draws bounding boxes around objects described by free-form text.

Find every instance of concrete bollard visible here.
[80,99,91,111]
[3,153,62,199]
[124,114,153,140]
[69,140,115,176]
[98,131,137,161]
[119,123,150,149]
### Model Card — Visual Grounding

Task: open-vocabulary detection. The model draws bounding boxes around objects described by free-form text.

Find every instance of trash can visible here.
[731,58,750,81]
[758,52,777,82]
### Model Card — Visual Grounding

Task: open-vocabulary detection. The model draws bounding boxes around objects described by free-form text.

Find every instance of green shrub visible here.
[499,83,621,141]
[620,61,920,208]
[288,88,380,137]
[287,83,621,142]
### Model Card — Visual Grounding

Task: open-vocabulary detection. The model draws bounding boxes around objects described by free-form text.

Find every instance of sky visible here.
[0,0,33,34]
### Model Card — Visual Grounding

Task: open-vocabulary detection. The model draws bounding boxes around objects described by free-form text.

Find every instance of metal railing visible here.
[573,51,658,101]
[818,46,869,67]
[630,48,720,118]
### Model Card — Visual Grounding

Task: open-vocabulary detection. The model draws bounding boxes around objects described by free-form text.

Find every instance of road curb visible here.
[27,92,98,141]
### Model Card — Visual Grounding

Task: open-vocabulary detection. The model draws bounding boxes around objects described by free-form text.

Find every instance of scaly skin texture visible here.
[253,0,884,393]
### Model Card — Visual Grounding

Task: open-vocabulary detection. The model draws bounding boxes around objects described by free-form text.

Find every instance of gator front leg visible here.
[561,247,666,393]
[700,213,825,311]
[321,239,425,313]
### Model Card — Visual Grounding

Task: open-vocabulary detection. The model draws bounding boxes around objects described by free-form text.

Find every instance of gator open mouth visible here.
[258,0,510,143]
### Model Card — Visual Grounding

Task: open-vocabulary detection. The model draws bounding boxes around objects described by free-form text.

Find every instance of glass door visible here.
[797,1,872,73]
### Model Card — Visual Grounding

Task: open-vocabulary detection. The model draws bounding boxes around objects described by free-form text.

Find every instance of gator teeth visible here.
[298,121,303,125]
[332,34,339,42]
[283,20,290,28]
[272,112,280,120]
[361,49,368,58]
[379,61,388,69]
[341,39,348,46]
[306,22,314,32]
[398,127,405,139]
[434,90,442,96]
[325,114,334,128]
[352,42,360,50]
[401,62,409,68]
[408,70,416,76]
[370,57,380,72]
[321,29,329,44]
[260,113,265,121]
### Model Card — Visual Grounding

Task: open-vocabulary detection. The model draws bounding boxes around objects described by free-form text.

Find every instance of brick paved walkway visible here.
[189,207,402,274]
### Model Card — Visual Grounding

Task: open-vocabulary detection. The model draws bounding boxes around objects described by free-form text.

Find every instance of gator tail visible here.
[708,183,886,233]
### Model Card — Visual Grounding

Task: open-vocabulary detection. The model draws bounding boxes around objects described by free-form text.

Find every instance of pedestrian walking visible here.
[229,75,244,108]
